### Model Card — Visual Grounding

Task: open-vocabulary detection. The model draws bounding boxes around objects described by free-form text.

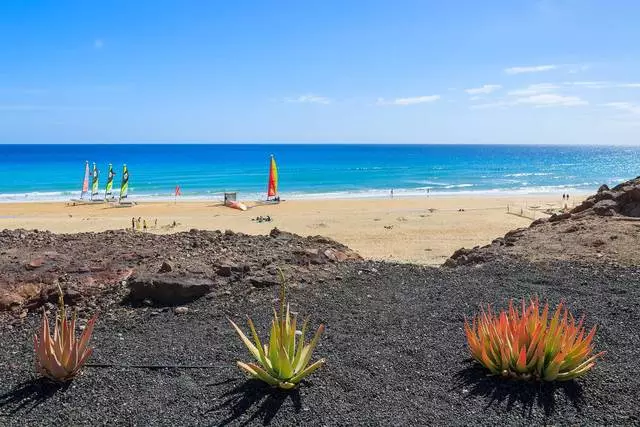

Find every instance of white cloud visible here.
[565,81,640,89]
[504,65,558,75]
[602,102,640,115]
[285,94,331,104]
[94,39,104,49]
[469,96,481,101]
[465,84,502,95]
[470,93,587,109]
[377,95,441,106]
[516,93,587,107]
[568,64,590,74]
[507,83,560,96]
[469,101,509,110]
[0,105,50,111]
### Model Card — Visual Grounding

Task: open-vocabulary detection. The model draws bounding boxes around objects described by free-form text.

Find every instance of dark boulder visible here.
[127,274,213,305]
[592,200,619,216]
[548,213,571,222]
[158,261,174,273]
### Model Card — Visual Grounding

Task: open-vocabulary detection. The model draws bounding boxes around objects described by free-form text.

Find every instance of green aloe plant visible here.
[229,270,325,389]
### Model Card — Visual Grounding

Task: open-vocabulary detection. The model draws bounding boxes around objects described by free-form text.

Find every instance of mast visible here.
[81,161,90,199]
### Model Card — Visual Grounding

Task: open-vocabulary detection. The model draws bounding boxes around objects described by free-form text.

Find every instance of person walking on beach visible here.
[143,219,147,231]
[131,217,135,230]
[390,189,394,198]
[136,217,142,230]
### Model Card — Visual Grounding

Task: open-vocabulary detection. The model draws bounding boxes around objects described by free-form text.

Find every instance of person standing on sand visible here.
[131,217,135,230]
[143,219,147,231]
[154,218,158,228]
[390,189,394,198]
[136,217,142,230]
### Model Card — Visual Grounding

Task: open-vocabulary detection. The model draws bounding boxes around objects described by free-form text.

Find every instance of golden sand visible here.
[0,195,581,265]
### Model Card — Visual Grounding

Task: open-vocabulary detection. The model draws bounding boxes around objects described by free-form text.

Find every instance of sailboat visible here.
[69,161,91,203]
[90,162,103,201]
[266,154,280,203]
[116,164,135,207]
[104,163,115,200]
[81,161,90,199]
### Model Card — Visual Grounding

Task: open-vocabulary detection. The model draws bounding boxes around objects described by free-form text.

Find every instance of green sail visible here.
[120,164,129,200]
[105,164,114,197]
[91,163,99,197]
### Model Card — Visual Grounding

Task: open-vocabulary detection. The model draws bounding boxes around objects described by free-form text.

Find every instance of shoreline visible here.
[0,194,582,265]
[0,189,593,204]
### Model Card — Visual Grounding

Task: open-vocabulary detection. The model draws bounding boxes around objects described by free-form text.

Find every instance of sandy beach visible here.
[0,194,582,265]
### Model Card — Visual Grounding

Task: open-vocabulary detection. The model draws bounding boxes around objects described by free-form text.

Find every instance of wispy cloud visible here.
[504,65,558,75]
[507,83,560,96]
[465,84,502,95]
[565,81,640,89]
[568,64,590,74]
[471,93,587,109]
[516,93,587,107]
[377,95,441,106]
[602,102,640,115]
[0,105,51,111]
[285,94,331,104]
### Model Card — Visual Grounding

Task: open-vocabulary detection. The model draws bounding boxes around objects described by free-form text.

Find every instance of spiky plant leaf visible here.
[34,285,98,382]
[464,298,604,381]
[229,269,325,389]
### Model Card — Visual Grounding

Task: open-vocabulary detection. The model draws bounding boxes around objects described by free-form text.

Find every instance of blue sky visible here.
[1,0,640,144]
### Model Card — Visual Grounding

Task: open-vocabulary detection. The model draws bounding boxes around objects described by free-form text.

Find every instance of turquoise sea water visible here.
[0,144,638,202]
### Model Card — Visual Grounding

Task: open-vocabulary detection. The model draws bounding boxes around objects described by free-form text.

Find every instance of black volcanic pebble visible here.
[0,260,639,425]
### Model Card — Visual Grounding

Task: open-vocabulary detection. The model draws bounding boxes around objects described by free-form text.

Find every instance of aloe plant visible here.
[465,298,604,381]
[34,285,98,382]
[229,270,325,389]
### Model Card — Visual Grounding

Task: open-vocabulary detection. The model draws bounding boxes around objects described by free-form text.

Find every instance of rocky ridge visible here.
[0,227,361,314]
[445,176,640,267]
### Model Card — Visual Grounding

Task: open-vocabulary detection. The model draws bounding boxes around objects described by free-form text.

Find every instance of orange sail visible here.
[267,155,278,198]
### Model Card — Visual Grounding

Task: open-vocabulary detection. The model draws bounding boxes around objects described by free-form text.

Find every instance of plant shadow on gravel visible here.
[454,362,584,418]
[0,378,68,416]
[209,379,303,426]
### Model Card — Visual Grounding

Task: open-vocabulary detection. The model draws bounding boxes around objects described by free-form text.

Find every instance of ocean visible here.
[0,144,638,202]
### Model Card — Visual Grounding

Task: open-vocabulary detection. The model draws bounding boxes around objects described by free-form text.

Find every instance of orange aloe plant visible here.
[34,285,98,382]
[464,298,604,381]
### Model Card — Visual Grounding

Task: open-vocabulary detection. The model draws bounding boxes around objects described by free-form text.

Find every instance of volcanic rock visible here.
[0,293,23,311]
[127,274,214,305]
[158,261,174,273]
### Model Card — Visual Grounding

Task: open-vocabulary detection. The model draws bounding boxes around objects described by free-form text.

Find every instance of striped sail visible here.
[91,162,99,198]
[267,155,278,198]
[81,161,90,199]
[120,164,129,200]
[105,163,114,198]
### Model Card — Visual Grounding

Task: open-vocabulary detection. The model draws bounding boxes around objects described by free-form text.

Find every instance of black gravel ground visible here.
[1,260,639,426]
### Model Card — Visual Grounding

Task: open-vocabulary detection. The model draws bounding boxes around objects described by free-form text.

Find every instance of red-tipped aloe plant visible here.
[34,285,98,382]
[229,270,325,389]
[464,298,604,381]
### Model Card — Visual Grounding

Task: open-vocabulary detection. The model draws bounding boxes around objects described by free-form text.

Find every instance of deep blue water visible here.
[0,144,638,202]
